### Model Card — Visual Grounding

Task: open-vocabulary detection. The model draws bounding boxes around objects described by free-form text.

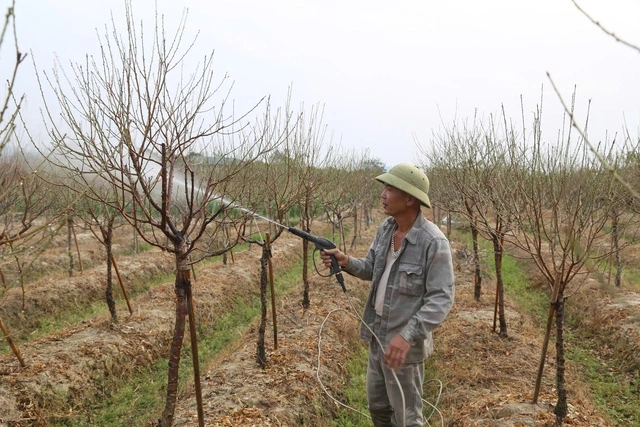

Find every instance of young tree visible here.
[75,189,131,323]
[425,114,515,336]
[504,101,613,423]
[231,100,299,368]
[322,155,359,252]
[424,116,486,301]
[348,154,385,250]
[37,4,276,425]
[289,103,334,309]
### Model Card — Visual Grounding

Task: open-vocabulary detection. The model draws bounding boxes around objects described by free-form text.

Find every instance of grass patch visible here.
[622,267,640,292]
[566,346,640,426]
[333,343,369,427]
[54,258,306,426]
[500,253,549,321]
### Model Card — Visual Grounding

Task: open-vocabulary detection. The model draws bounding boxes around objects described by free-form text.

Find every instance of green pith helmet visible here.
[375,163,431,208]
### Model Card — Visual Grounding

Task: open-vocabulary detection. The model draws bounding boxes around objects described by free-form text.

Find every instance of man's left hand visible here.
[384,335,410,370]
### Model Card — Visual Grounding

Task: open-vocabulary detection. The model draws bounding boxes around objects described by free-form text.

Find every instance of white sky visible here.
[7,0,640,168]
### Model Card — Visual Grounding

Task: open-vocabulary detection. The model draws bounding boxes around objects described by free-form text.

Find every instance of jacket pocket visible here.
[397,262,423,296]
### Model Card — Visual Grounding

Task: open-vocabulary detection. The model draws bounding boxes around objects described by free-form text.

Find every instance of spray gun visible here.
[287,227,347,292]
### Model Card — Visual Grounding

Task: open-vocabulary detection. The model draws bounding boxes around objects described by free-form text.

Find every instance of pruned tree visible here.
[289,103,334,309]
[36,3,277,426]
[503,97,614,423]
[423,115,486,301]
[322,154,359,252]
[231,99,299,368]
[76,189,132,323]
[0,150,55,301]
[599,141,640,288]
[348,153,385,250]
[424,112,515,337]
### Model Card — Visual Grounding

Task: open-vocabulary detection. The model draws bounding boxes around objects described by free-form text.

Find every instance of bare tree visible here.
[599,142,640,288]
[232,99,299,368]
[322,155,359,252]
[504,98,613,423]
[36,4,277,425]
[348,153,385,250]
[424,113,515,337]
[288,103,334,309]
[424,116,486,301]
[75,189,131,323]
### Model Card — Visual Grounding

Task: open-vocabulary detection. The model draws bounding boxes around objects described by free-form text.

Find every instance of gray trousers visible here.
[367,316,424,427]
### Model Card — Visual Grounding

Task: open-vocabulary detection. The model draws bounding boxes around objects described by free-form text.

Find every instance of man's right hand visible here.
[320,248,349,269]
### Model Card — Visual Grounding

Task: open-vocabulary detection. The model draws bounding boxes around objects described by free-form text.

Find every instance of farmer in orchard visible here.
[322,163,455,427]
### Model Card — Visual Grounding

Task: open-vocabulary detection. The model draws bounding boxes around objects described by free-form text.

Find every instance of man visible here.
[322,163,455,427]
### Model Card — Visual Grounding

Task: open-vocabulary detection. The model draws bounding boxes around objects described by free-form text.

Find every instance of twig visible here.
[571,0,640,54]
[546,72,640,202]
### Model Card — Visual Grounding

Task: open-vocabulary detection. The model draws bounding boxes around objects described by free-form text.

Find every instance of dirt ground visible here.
[0,216,638,426]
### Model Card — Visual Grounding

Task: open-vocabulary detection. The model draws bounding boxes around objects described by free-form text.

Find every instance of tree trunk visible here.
[11,246,25,310]
[302,200,311,309]
[350,207,358,251]
[0,317,26,367]
[266,234,278,350]
[132,225,139,255]
[612,213,622,287]
[339,218,347,253]
[159,252,190,427]
[71,218,83,274]
[471,218,482,301]
[256,243,269,368]
[104,225,118,324]
[533,273,562,403]
[364,205,370,230]
[67,216,74,277]
[492,235,508,338]
[553,294,568,424]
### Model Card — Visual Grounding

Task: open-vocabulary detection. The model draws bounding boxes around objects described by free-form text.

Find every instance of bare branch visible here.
[571,0,640,54]
[547,72,640,201]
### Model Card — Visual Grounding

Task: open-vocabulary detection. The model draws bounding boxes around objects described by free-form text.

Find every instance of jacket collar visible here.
[386,213,426,246]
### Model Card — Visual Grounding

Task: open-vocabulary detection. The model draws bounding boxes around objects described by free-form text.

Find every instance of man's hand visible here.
[320,247,349,268]
[384,334,410,370]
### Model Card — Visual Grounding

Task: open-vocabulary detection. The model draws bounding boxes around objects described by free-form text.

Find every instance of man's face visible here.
[380,184,412,216]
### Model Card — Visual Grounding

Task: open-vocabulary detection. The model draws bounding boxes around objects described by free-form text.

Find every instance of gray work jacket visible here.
[344,214,455,363]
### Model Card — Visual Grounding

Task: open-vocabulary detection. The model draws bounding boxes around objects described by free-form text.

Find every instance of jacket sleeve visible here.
[342,219,388,281]
[399,237,455,345]
[343,240,375,281]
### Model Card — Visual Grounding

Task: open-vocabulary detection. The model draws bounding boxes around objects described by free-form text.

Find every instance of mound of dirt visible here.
[0,249,174,341]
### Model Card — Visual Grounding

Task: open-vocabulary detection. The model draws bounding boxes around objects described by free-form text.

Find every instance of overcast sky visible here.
[7,0,640,168]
